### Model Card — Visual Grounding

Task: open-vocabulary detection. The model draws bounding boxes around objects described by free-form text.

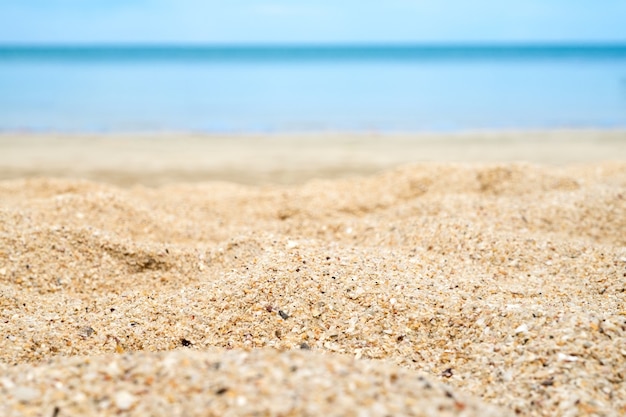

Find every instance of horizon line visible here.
[3,42,625,62]
[2,41,626,48]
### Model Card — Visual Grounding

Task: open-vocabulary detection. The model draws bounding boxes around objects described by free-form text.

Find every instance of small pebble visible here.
[78,326,95,338]
[514,324,529,334]
[557,353,579,362]
[114,391,136,411]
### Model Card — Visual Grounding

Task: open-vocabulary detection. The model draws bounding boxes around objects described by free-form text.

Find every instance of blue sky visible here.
[1,0,626,44]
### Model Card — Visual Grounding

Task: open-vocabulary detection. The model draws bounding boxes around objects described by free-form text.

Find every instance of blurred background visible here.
[0,0,625,133]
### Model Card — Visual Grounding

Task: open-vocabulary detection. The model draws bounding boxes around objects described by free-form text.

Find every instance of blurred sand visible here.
[1,131,625,416]
[1,130,625,186]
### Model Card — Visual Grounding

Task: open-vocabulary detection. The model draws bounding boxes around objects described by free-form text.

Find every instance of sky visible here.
[1,0,626,45]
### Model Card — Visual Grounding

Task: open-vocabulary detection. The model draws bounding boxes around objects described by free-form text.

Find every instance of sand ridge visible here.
[1,162,625,416]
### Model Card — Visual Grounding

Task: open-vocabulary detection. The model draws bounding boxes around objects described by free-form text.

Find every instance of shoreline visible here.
[1,129,625,186]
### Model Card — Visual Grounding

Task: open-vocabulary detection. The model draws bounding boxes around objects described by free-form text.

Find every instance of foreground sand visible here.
[1,132,626,416]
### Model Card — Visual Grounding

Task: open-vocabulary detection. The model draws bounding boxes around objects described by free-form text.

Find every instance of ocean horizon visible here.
[3,43,626,61]
[1,43,625,133]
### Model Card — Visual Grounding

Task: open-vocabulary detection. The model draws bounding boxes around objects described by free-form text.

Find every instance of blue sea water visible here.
[0,44,625,132]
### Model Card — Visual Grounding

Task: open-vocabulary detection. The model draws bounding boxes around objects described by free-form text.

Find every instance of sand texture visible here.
[1,157,626,415]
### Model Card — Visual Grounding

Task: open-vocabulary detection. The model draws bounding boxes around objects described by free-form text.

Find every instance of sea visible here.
[0,44,625,133]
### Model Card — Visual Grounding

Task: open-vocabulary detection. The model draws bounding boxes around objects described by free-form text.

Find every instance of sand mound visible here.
[1,163,625,416]
[0,349,507,417]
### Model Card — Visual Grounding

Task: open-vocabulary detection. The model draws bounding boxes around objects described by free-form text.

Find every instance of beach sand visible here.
[1,130,625,186]
[1,131,625,416]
